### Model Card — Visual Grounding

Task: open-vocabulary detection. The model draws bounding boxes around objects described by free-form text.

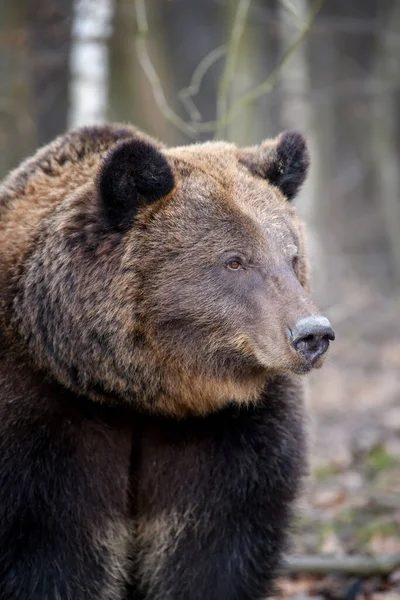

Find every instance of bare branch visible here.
[133,0,197,138]
[178,45,226,122]
[190,0,324,134]
[278,0,304,24]
[284,554,400,576]
[215,0,251,139]
[133,0,323,139]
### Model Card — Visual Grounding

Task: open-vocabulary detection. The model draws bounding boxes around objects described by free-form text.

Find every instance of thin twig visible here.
[190,0,324,134]
[178,45,227,122]
[279,0,303,23]
[133,0,197,137]
[215,0,252,139]
[134,0,322,139]
[284,554,400,576]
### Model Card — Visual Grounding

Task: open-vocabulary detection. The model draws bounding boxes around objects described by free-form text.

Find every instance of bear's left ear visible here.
[98,138,175,230]
[239,131,309,201]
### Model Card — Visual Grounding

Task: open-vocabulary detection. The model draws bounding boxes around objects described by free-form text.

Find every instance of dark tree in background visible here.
[26,0,73,146]
[0,2,35,176]
[0,0,73,176]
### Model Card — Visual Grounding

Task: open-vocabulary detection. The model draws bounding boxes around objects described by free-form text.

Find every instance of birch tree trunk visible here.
[69,0,113,128]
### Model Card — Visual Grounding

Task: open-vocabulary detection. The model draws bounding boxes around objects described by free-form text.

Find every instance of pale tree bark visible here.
[69,0,113,128]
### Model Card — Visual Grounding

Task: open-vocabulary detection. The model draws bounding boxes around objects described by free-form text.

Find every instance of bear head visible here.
[12,130,334,417]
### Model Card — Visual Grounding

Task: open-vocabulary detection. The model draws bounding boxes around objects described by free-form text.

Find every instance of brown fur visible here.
[0,124,330,599]
[134,508,193,596]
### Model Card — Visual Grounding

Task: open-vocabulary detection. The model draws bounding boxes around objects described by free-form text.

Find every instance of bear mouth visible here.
[290,351,328,375]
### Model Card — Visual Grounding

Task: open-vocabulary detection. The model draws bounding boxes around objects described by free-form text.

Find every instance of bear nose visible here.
[289,316,335,364]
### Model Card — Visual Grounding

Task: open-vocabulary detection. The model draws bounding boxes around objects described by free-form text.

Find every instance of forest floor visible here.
[274,290,400,600]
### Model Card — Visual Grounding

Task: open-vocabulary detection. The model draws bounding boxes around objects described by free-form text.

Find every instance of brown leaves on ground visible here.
[276,291,400,599]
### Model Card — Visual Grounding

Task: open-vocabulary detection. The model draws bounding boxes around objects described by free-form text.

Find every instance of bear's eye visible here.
[225,258,243,271]
[291,255,299,272]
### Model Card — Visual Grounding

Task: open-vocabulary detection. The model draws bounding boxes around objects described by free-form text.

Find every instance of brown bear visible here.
[0,123,334,600]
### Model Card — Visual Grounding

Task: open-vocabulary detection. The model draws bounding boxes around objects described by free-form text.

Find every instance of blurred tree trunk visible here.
[108,0,172,142]
[225,2,280,145]
[372,1,400,287]
[26,0,73,146]
[215,0,253,143]
[161,0,223,144]
[0,2,35,178]
[279,0,332,305]
[253,1,282,141]
[319,0,383,294]
[279,0,315,209]
[0,0,73,179]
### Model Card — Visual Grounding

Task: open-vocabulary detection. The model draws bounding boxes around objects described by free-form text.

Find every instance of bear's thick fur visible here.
[0,124,332,600]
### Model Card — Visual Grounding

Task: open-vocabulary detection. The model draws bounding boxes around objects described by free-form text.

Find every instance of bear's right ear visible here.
[98,139,175,230]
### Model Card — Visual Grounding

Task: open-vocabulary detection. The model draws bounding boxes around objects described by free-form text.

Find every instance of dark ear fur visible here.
[264,131,309,200]
[98,139,174,230]
[240,131,309,201]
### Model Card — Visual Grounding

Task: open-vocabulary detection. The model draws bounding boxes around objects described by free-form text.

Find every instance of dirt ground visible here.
[275,290,400,599]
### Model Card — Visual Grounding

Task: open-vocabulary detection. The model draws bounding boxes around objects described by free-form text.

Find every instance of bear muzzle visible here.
[289,315,335,366]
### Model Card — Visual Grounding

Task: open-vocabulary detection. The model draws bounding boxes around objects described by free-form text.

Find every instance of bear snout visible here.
[289,315,335,366]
